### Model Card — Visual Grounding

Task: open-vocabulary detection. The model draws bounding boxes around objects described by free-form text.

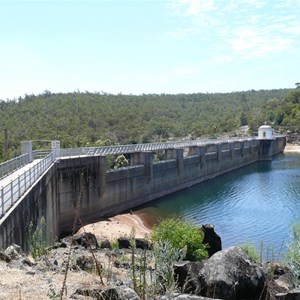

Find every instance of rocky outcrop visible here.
[0,240,293,300]
[118,237,131,249]
[276,288,300,300]
[174,261,204,294]
[201,224,222,257]
[100,239,112,249]
[198,246,266,300]
[4,244,22,260]
[73,232,99,249]
[157,294,222,300]
[70,286,140,300]
[118,237,150,250]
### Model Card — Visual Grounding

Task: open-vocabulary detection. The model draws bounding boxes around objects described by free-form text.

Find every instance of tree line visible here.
[0,87,298,162]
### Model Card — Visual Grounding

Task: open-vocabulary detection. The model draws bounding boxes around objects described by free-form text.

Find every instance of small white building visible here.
[258,124,273,139]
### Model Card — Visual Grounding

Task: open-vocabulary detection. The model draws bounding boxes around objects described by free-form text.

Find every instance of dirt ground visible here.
[77,212,152,241]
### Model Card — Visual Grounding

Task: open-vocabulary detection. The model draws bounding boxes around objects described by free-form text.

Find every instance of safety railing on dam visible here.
[59,137,260,158]
[0,154,30,180]
[0,152,55,218]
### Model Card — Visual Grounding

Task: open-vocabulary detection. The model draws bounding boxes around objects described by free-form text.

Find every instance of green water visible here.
[137,153,300,256]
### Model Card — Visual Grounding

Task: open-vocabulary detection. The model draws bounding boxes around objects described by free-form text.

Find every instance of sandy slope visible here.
[77,213,152,242]
[284,143,300,152]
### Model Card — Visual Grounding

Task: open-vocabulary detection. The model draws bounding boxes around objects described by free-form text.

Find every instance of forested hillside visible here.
[0,88,297,161]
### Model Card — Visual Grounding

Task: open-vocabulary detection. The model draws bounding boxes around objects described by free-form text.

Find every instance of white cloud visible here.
[168,0,217,17]
[166,0,300,59]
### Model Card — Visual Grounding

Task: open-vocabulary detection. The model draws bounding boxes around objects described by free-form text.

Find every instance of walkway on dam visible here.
[0,153,54,218]
[0,159,42,188]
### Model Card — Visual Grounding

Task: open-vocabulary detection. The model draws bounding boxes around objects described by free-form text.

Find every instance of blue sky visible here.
[0,0,299,100]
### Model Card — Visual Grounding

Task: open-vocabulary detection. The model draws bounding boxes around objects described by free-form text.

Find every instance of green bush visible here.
[151,218,208,261]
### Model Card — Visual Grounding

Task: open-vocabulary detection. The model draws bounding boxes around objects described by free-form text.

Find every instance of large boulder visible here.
[0,251,10,262]
[4,244,22,260]
[174,261,204,294]
[118,237,131,249]
[201,224,222,257]
[157,294,222,300]
[73,232,99,249]
[135,238,151,250]
[70,286,140,300]
[198,246,266,300]
[276,288,300,300]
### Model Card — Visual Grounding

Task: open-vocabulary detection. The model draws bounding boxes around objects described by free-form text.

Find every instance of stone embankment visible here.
[0,213,296,300]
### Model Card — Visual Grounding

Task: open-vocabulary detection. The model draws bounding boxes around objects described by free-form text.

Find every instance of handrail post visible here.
[18,176,21,198]
[10,180,13,206]
[1,187,4,216]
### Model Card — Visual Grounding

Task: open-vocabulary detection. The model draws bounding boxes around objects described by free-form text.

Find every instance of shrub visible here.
[28,216,48,259]
[152,240,184,294]
[286,222,300,287]
[114,154,129,168]
[239,242,260,262]
[151,218,208,261]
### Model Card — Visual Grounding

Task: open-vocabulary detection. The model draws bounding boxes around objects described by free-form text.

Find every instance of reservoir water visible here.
[137,152,300,258]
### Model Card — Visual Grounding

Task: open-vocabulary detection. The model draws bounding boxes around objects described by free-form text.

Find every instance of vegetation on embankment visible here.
[0,87,300,161]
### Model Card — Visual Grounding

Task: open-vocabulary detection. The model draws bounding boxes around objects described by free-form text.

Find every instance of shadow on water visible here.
[136,153,300,259]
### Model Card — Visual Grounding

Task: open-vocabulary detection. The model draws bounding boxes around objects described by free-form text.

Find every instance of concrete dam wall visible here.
[0,137,286,250]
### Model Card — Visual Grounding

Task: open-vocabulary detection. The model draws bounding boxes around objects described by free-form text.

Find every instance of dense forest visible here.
[0,87,299,162]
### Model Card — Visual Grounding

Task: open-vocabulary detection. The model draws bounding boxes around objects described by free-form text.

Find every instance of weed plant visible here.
[28,216,48,259]
[286,223,300,287]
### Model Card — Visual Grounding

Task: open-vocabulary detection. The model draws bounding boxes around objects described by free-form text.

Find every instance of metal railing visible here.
[33,149,52,159]
[0,152,55,218]
[60,137,259,158]
[0,154,30,180]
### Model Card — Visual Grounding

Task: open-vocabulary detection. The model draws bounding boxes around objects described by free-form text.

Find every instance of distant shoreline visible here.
[284,143,300,153]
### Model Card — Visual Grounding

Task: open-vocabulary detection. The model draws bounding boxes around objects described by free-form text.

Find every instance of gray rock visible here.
[73,232,99,249]
[71,286,140,300]
[100,239,112,249]
[115,286,141,300]
[34,255,51,271]
[5,244,22,260]
[0,251,11,262]
[76,255,95,272]
[276,288,300,300]
[135,238,150,250]
[157,293,222,300]
[173,261,204,294]
[118,237,131,249]
[20,257,34,267]
[198,246,266,300]
[201,224,222,257]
